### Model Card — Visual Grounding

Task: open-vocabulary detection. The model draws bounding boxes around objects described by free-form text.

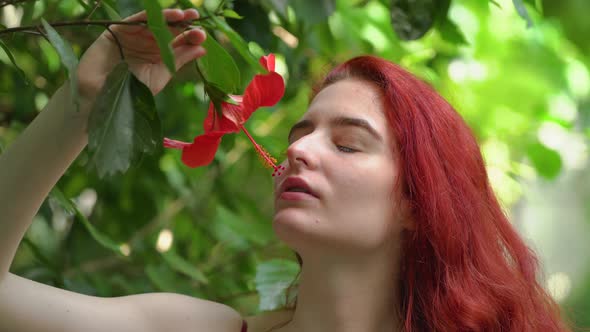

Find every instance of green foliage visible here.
[255,259,299,311]
[0,39,28,83]
[198,34,240,93]
[87,62,138,177]
[41,18,79,110]
[142,0,176,73]
[1,0,589,325]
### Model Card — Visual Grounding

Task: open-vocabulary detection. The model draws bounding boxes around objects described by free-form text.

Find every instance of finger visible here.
[182,8,200,21]
[164,9,198,36]
[174,45,207,70]
[110,9,184,36]
[122,8,183,23]
[171,28,206,48]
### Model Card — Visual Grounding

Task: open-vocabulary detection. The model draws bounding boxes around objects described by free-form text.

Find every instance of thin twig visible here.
[0,16,216,37]
[85,0,102,20]
[34,25,48,42]
[104,25,124,60]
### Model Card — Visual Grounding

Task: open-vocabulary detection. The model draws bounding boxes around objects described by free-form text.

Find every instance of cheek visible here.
[328,166,398,240]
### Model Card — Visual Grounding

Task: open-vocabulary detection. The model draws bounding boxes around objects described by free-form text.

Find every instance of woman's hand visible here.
[77,8,206,103]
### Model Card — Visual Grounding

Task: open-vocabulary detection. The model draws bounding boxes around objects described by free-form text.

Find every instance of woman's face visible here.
[273,79,407,256]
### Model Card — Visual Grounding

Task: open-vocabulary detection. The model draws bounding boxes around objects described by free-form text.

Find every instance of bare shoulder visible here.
[244,308,294,332]
[115,292,244,332]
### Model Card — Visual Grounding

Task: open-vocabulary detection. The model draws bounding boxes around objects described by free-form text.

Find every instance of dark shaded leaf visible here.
[141,0,176,74]
[513,0,533,28]
[87,62,134,177]
[227,2,273,50]
[437,16,467,45]
[41,18,79,109]
[0,39,29,84]
[88,63,161,177]
[177,0,195,9]
[291,0,335,26]
[129,75,161,154]
[204,81,229,114]
[255,259,299,311]
[526,142,562,179]
[198,35,240,94]
[390,0,437,40]
[207,11,264,72]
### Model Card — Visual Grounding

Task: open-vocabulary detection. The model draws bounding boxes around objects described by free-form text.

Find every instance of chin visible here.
[272,209,322,247]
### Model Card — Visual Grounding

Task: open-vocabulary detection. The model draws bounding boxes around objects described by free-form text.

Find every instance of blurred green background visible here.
[1,0,588,328]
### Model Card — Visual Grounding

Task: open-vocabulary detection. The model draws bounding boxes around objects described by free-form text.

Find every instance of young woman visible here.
[0,8,570,332]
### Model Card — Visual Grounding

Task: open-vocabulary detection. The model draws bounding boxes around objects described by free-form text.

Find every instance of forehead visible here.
[303,79,389,136]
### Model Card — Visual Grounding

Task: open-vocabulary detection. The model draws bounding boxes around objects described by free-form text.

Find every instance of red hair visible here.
[292,55,570,331]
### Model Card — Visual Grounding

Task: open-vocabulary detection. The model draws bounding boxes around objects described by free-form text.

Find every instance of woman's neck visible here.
[276,247,403,332]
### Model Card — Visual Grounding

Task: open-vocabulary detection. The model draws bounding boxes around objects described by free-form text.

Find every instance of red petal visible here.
[203,102,241,133]
[180,132,224,167]
[260,54,275,72]
[242,72,285,121]
[163,137,191,150]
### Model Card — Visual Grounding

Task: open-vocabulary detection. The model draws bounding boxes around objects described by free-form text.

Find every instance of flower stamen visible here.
[239,124,281,174]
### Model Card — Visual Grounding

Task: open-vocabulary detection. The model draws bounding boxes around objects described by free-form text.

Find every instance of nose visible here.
[285,134,319,171]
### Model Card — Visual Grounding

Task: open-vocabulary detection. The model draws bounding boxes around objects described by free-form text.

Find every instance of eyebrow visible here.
[288,116,383,143]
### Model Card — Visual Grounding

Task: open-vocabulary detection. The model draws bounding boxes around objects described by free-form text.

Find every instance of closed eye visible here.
[336,145,357,153]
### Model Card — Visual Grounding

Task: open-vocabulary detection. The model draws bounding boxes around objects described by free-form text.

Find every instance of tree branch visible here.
[0,16,215,37]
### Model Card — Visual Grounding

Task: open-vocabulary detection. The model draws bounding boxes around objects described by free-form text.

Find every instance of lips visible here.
[278,177,319,199]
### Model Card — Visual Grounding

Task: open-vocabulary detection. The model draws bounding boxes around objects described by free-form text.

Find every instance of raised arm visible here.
[0,9,245,332]
[0,7,206,282]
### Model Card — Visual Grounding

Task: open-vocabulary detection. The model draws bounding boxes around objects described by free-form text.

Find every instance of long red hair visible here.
[288,55,570,331]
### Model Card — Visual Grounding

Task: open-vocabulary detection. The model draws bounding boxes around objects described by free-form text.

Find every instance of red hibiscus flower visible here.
[164,54,286,176]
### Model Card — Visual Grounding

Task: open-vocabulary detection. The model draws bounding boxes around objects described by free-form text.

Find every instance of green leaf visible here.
[0,39,29,84]
[102,2,122,20]
[88,63,161,177]
[207,11,264,72]
[437,16,467,45]
[41,18,79,109]
[223,9,243,19]
[291,0,335,26]
[198,35,240,94]
[49,187,124,256]
[255,259,300,311]
[129,75,161,154]
[145,264,177,291]
[117,0,143,17]
[512,0,533,28]
[177,0,195,9]
[526,142,562,179]
[161,249,209,284]
[390,0,438,40]
[204,81,228,113]
[87,62,135,177]
[141,0,176,74]
[74,0,91,11]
